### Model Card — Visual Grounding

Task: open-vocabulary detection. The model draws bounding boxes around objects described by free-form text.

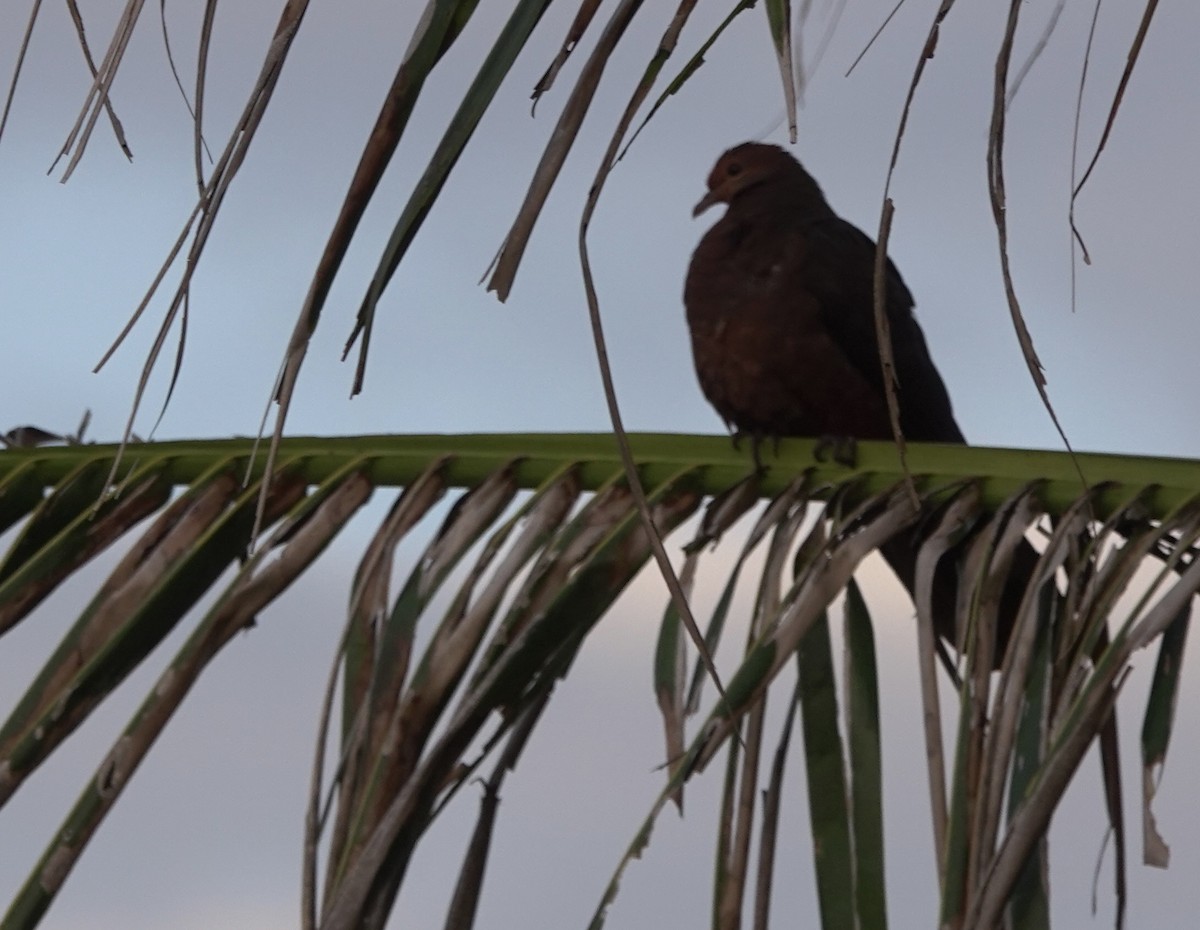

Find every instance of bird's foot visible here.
[813,435,858,468]
[748,435,765,472]
[730,429,772,473]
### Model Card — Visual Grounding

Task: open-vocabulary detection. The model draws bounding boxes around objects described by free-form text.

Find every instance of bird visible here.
[684,141,1035,658]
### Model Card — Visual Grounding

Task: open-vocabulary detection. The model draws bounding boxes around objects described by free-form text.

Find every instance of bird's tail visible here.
[880,533,1041,668]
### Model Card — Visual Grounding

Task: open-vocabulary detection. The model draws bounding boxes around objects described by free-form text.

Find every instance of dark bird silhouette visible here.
[685,142,1034,657]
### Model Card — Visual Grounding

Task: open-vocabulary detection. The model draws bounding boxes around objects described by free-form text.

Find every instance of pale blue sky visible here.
[1,2,1198,928]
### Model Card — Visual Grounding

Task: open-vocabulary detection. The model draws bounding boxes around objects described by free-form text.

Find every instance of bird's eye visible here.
[726,162,742,177]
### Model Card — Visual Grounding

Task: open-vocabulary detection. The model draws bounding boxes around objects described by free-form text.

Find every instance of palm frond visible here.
[1,433,1197,928]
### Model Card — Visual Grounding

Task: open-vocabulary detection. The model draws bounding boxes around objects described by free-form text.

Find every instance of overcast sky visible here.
[1,2,1198,928]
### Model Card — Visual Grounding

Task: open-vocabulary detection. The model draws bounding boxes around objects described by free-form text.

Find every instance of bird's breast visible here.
[683,216,891,439]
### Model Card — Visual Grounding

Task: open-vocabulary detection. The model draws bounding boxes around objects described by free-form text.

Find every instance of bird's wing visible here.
[799,217,965,444]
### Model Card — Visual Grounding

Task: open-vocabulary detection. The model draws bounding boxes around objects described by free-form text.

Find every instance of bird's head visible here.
[692,142,822,217]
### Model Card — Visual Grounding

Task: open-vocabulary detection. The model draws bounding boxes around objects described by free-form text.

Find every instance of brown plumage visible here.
[686,142,962,447]
[685,142,1033,657]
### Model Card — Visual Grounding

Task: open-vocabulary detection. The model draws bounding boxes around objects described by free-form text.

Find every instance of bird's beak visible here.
[692,190,721,217]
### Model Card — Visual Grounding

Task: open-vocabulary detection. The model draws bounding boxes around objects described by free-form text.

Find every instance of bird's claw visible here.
[731,429,776,473]
[813,435,858,468]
